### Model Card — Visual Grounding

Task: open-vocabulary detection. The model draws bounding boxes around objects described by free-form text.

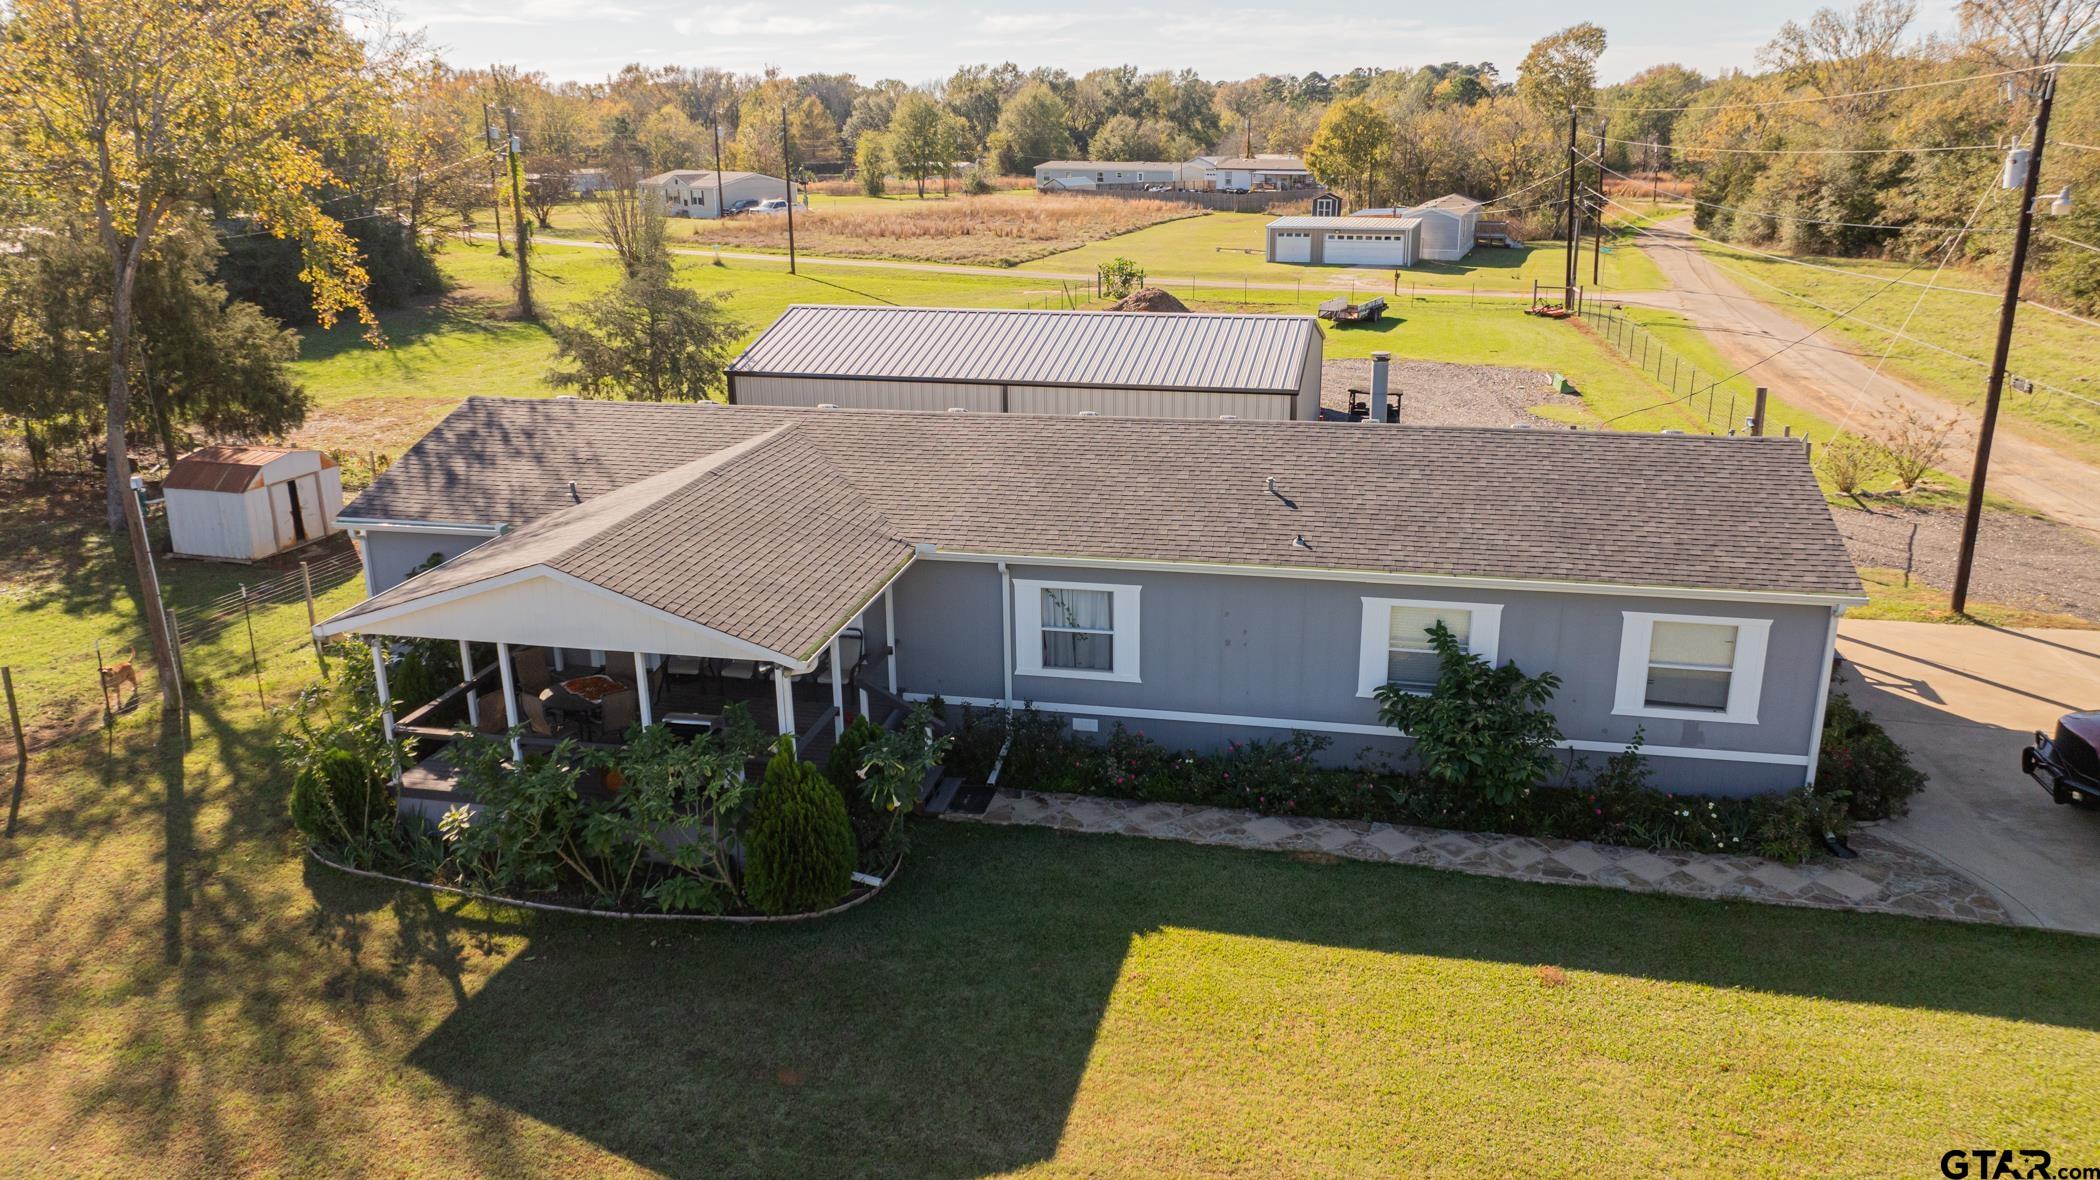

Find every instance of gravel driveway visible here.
[1833,503,2100,622]
[1319,359,1583,427]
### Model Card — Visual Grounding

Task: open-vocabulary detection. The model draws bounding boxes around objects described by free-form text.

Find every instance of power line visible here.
[1589,158,2015,233]
[1578,65,2040,114]
[1602,134,2000,157]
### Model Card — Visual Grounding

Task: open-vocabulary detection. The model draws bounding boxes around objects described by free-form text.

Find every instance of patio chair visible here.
[517,691,573,739]
[718,659,759,681]
[474,690,508,734]
[816,628,865,687]
[513,647,552,692]
[599,689,639,737]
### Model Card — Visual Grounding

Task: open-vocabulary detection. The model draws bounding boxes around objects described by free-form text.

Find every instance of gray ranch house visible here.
[322,401,1862,801]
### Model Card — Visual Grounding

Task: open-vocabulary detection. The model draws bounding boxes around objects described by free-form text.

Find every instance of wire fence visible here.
[1575,301,1750,434]
[0,550,365,769]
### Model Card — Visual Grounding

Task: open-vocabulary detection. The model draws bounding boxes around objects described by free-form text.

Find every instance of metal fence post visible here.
[95,640,112,726]
[240,585,264,709]
[4,666,24,837]
[301,560,325,671]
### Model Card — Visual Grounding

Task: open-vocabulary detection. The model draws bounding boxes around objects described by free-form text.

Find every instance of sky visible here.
[394,0,1967,88]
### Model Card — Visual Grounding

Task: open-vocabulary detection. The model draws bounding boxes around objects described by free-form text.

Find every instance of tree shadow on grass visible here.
[397,820,2100,1179]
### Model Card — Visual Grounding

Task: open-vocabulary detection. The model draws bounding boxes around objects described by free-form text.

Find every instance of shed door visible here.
[1274,231,1312,263]
[1327,233,1408,267]
[268,482,296,552]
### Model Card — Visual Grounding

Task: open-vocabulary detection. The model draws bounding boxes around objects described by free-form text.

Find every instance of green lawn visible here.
[0,664,2094,1175]
[1696,240,2100,468]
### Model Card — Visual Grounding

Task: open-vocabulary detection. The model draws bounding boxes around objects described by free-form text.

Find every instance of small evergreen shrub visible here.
[1817,693,1928,820]
[743,740,857,915]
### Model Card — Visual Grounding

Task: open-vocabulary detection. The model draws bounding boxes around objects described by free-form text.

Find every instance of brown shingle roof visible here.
[344,399,1862,608]
[165,445,330,493]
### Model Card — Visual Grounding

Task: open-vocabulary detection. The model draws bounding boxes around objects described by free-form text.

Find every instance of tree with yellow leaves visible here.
[0,0,409,704]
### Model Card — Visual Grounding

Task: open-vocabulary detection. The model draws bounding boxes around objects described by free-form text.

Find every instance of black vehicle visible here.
[727,198,762,215]
[2025,711,2100,806]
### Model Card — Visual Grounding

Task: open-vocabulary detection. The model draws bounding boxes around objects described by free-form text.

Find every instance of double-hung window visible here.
[1357,598,1502,697]
[1014,579,1141,682]
[1613,612,1770,724]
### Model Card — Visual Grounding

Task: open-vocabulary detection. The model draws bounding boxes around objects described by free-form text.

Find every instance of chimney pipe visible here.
[1366,352,1391,424]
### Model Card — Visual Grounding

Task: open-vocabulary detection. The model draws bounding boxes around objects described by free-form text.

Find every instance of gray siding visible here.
[361,529,492,595]
[889,558,1832,795]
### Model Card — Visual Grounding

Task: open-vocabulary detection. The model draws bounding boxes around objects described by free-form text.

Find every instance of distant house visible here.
[165,445,341,562]
[1202,155,1313,191]
[638,170,801,218]
[727,305,1324,421]
[1179,155,1223,188]
[1034,161,1181,190]
[569,168,610,196]
[1266,215,1422,267]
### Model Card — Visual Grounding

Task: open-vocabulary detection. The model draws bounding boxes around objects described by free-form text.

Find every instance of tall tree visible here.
[1958,0,2100,68]
[1517,22,1610,113]
[1305,98,1391,208]
[0,0,399,528]
[986,82,1076,174]
[546,266,741,401]
[888,92,960,197]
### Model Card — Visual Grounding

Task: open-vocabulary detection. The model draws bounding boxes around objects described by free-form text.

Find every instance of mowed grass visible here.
[1034,210,1670,292]
[0,668,2095,1177]
[1695,240,2100,467]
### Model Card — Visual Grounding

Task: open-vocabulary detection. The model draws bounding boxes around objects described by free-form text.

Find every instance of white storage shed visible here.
[1265,215,1422,267]
[728,305,1325,421]
[1407,194,1484,261]
[165,446,342,562]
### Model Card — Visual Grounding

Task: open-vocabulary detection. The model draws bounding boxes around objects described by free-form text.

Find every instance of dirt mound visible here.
[1108,287,1190,313]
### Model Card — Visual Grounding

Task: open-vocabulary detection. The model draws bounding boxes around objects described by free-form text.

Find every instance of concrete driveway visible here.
[1836,619,2100,934]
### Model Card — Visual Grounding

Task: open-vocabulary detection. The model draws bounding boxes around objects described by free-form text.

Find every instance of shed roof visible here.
[343,399,1863,604]
[729,305,1319,394]
[1267,215,1424,232]
[1413,194,1485,212]
[165,445,331,493]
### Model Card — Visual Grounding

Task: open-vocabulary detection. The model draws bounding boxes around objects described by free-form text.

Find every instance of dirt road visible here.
[1632,217,2100,533]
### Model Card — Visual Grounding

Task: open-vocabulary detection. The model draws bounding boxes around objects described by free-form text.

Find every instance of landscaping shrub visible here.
[1374,623,1562,805]
[289,747,389,846]
[826,714,889,866]
[1817,693,1928,820]
[743,740,857,916]
[853,704,953,869]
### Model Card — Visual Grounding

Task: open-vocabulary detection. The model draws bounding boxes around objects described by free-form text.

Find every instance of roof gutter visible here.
[338,516,508,538]
[915,546,1869,609]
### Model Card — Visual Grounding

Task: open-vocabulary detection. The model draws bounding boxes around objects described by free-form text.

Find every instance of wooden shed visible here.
[165,445,342,561]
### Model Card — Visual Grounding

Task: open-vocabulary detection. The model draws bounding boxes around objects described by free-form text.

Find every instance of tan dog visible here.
[101,649,140,711]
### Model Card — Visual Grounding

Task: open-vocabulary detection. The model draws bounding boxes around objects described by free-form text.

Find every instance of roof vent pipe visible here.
[1365,351,1391,425]
[567,480,581,504]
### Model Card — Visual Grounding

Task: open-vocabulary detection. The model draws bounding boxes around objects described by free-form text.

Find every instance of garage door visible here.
[1273,231,1312,263]
[1325,232,1410,267]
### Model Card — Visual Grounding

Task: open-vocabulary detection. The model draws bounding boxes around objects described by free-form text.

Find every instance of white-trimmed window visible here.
[1015,579,1141,682]
[1357,598,1503,697]
[1613,612,1771,724]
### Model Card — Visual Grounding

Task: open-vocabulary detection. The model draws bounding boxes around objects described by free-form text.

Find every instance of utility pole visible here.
[711,114,728,221]
[1562,108,1580,292]
[1592,122,1606,285]
[1953,68,2056,615]
[483,104,508,258]
[501,105,534,319]
[781,102,798,275]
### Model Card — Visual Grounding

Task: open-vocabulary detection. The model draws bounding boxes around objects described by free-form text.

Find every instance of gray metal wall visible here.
[889,558,1832,795]
[361,529,491,595]
[733,375,1307,420]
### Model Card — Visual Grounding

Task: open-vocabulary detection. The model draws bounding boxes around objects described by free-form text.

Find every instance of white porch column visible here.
[459,639,479,728]
[633,651,654,727]
[497,640,522,761]
[773,666,796,739]
[884,586,898,695]
[829,635,845,740]
[370,639,400,780]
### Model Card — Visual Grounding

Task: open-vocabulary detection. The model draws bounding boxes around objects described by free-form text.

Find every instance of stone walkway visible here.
[946,789,2012,926]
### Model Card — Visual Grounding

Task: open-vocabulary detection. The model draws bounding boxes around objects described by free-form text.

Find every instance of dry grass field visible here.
[678,193,1200,266]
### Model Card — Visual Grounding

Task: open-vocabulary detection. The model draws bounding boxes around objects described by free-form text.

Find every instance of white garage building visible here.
[727,305,1325,421]
[1265,215,1423,267]
[1351,194,1485,261]
[165,445,342,562]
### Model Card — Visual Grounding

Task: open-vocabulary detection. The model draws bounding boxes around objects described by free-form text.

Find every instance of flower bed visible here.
[943,690,1926,866]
